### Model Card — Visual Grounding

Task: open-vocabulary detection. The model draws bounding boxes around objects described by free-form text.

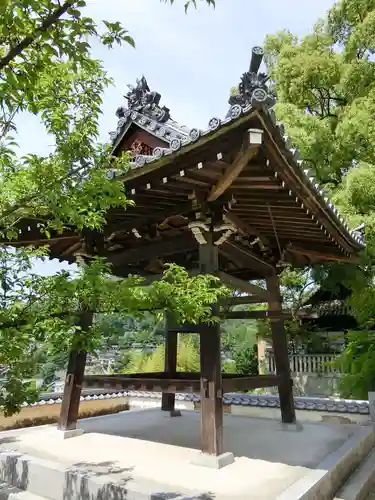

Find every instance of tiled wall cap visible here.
[31,391,370,415]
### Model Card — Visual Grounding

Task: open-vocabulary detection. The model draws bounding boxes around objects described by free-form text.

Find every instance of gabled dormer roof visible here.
[109,76,192,167]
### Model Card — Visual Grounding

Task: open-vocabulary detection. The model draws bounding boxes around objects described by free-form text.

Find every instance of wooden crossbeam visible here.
[109,233,197,266]
[219,295,268,306]
[83,373,280,394]
[207,130,263,202]
[83,374,201,393]
[217,271,269,300]
[118,200,198,231]
[9,234,78,246]
[221,310,293,320]
[222,374,280,393]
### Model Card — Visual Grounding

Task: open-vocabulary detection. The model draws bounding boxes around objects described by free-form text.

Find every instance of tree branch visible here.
[0,0,75,71]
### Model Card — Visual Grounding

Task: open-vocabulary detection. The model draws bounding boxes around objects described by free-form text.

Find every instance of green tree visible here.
[0,253,229,415]
[123,335,200,374]
[262,0,375,396]
[0,0,218,414]
[0,0,215,236]
[233,344,258,376]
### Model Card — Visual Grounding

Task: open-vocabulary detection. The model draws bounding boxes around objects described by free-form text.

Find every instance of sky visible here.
[28,0,335,275]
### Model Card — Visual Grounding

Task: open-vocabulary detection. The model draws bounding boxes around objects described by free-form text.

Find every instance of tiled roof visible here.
[33,390,369,415]
[115,101,364,249]
[108,48,364,251]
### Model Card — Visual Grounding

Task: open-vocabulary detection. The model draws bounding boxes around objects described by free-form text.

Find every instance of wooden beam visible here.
[109,233,197,266]
[161,312,178,413]
[117,201,198,232]
[224,211,270,247]
[84,374,201,393]
[221,310,293,320]
[9,235,79,246]
[207,140,261,202]
[83,373,280,395]
[61,241,82,257]
[219,295,268,306]
[167,323,204,334]
[266,275,296,424]
[222,374,280,393]
[59,311,92,431]
[218,271,269,300]
[221,240,275,277]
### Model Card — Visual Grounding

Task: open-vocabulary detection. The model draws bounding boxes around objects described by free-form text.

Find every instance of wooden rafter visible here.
[207,147,258,202]
[287,244,356,263]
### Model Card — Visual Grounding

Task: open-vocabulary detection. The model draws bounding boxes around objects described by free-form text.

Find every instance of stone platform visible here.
[0,409,373,499]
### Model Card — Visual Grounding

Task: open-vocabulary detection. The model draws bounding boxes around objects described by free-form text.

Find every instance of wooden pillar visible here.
[58,311,92,431]
[266,275,296,423]
[161,312,178,413]
[199,233,223,455]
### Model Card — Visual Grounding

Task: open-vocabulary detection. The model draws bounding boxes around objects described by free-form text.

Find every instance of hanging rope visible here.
[268,203,283,261]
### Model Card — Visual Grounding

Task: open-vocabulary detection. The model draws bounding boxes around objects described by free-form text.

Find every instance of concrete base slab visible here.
[51,428,84,439]
[0,410,372,500]
[191,451,235,469]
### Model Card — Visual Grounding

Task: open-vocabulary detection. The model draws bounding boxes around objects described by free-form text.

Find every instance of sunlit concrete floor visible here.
[0,409,360,499]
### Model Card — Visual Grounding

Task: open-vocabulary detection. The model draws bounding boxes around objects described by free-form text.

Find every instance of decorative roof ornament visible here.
[229,46,276,110]
[116,75,170,124]
[109,76,191,149]
[351,222,366,244]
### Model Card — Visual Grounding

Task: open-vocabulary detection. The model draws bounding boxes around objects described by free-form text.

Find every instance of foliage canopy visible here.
[0,0,219,416]
[263,0,375,396]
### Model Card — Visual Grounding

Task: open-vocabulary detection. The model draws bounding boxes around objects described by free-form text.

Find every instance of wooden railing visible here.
[266,353,340,375]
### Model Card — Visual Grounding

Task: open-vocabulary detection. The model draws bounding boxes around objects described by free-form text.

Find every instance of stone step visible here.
[276,426,375,500]
[0,482,46,500]
[334,446,375,500]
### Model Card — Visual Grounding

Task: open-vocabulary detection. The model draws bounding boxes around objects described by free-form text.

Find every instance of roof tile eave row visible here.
[110,102,365,253]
